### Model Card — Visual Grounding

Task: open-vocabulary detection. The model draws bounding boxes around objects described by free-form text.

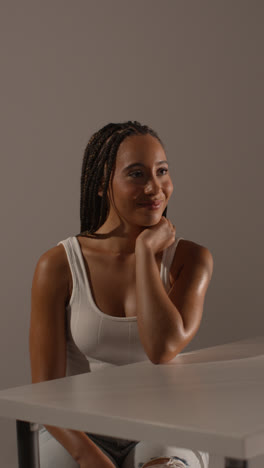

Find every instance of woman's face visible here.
[99,133,174,228]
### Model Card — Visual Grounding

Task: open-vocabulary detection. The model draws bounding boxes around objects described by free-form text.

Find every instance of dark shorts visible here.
[86,432,138,467]
[85,433,191,468]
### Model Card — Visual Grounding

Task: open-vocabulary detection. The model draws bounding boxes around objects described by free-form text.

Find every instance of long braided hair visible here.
[78,120,168,236]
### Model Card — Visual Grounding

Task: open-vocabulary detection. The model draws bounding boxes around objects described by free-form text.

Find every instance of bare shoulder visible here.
[177,239,213,276]
[36,243,69,273]
[33,244,71,302]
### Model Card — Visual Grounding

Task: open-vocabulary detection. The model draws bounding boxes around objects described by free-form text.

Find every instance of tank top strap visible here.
[160,236,184,292]
[57,236,87,306]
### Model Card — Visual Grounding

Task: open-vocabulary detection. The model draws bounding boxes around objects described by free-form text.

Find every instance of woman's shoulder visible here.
[33,243,71,295]
[179,240,213,280]
[37,242,69,269]
[170,238,212,284]
[175,238,212,266]
[178,238,210,253]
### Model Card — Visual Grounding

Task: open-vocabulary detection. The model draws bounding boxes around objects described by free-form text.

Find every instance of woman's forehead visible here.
[116,134,166,165]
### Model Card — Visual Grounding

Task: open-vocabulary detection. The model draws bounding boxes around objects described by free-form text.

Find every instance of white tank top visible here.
[57,236,184,375]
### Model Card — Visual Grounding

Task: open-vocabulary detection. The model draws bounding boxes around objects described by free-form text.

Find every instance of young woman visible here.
[30,121,213,468]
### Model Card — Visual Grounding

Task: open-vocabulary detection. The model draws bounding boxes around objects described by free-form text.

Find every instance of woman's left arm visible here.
[135,241,213,364]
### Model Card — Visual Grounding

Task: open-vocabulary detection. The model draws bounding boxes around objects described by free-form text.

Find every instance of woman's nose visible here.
[144,177,162,193]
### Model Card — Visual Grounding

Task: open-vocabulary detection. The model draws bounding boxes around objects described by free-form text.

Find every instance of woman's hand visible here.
[136,216,176,254]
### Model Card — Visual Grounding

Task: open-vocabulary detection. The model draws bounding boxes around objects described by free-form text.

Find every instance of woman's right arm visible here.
[29,246,116,468]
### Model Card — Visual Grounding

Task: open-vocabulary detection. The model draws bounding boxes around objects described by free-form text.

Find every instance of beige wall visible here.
[1,1,263,466]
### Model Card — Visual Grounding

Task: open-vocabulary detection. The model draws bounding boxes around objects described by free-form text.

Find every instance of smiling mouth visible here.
[140,200,162,205]
[139,199,163,205]
[137,201,162,209]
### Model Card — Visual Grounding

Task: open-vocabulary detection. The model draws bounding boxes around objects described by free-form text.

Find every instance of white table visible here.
[0,336,264,468]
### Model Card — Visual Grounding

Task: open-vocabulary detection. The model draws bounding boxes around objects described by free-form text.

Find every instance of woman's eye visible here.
[129,168,168,178]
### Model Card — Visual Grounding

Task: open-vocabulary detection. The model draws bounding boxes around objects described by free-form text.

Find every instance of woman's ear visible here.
[98,161,108,197]
[98,177,105,197]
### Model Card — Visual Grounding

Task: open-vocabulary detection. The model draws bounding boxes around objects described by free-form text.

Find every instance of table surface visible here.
[0,336,264,461]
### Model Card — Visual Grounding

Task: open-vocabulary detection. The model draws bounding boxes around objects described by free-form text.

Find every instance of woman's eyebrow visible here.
[122,161,169,172]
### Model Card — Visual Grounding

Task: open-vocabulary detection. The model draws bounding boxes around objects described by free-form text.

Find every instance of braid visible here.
[79,121,167,236]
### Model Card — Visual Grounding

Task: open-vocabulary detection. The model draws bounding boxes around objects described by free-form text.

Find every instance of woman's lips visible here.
[138,201,162,210]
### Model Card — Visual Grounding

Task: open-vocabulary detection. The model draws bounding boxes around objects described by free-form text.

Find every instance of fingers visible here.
[168,219,175,230]
[162,217,176,232]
